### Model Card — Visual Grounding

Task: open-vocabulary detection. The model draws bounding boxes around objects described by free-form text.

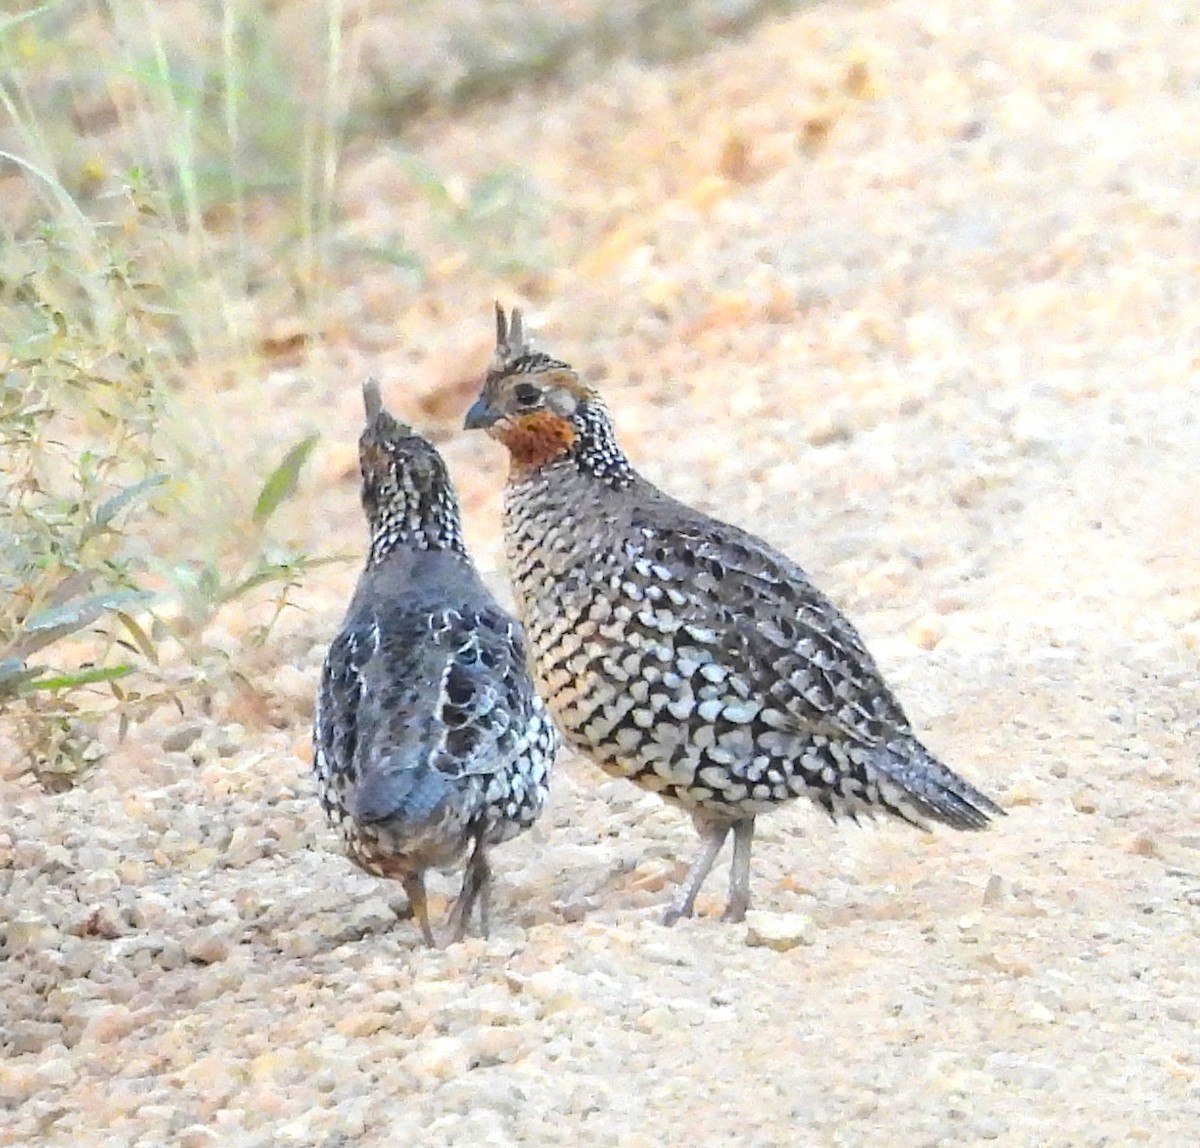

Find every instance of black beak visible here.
[463,396,497,431]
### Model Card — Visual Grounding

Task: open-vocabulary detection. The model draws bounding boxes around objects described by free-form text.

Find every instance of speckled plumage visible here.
[465,307,1003,924]
[313,379,557,944]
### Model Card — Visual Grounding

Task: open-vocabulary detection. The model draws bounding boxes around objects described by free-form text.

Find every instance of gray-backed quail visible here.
[313,379,558,945]
[464,307,1002,925]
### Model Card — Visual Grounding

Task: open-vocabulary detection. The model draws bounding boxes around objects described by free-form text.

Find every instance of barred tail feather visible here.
[874,740,1004,831]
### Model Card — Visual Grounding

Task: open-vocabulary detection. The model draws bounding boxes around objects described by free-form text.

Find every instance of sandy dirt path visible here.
[3,1,1199,1144]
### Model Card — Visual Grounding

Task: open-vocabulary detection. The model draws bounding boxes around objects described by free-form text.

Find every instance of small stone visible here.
[1165,1002,1200,1025]
[0,1065,38,1104]
[78,868,122,898]
[128,892,177,930]
[1071,788,1098,814]
[5,914,59,954]
[162,723,204,753]
[273,664,316,717]
[907,615,944,651]
[1022,1001,1056,1025]
[224,826,262,868]
[179,1126,220,1148]
[34,1055,77,1088]
[8,1020,63,1055]
[214,725,244,758]
[335,1012,390,1039]
[468,1026,530,1068]
[59,939,96,979]
[402,1036,472,1084]
[981,874,1005,905]
[329,896,396,943]
[438,1070,527,1117]
[80,1004,136,1044]
[183,928,232,964]
[973,1116,1006,1140]
[1127,832,1158,858]
[744,911,817,951]
[979,948,1034,977]
[634,1006,675,1034]
[155,938,188,971]
[117,859,147,884]
[556,899,591,924]
[73,903,126,939]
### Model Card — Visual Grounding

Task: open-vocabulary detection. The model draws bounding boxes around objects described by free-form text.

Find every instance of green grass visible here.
[0,0,353,788]
[2,0,787,787]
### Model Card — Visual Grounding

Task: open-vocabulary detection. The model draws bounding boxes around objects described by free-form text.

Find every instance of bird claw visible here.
[661,902,692,927]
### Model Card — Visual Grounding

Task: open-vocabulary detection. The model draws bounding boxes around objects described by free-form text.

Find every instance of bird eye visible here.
[512,383,540,408]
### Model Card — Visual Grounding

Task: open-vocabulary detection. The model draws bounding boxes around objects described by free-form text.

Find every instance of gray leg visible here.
[722,817,756,922]
[401,872,436,947]
[663,819,732,926]
[447,830,490,943]
[476,855,493,937]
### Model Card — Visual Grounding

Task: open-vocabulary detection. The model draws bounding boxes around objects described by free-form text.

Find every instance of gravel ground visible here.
[4,0,1200,1144]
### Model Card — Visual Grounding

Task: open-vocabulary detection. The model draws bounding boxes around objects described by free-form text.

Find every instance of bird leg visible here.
[447,829,491,943]
[663,819,732,925]
[722,817,756,922]
[401,872,436,947]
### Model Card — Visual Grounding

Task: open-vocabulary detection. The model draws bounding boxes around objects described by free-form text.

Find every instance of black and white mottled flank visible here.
[313,379,558,945]
[464,306,1003,925]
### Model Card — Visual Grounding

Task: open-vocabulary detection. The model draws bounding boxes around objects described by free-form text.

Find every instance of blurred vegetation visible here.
[1,0,800,789]
[0,0,351,789]
[358,0,816,127]
[0,215,330,788]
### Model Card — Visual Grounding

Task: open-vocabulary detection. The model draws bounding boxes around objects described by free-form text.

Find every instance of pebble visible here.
[522,968,592,1017]
[402,1036,473,1084]
[328,896,397,943]
[907,615,945,650]
[178,1126,221,1148]
[981,874,1006,905]
[79,1004,137,1044]
[468,1026,530,1068]
[8,1020,64,1055]
[5,914,59,954]
[162,723,205,753]
[979,948,1035,977]
[273,664,316,718]
[183,928,233,965]
[744,911,818,951]
[1071,788,1099,814]
[0,1065,38,1104]
[335,1012,390,1039]
[1021,1002,1057,1026]
[78,869,122,898]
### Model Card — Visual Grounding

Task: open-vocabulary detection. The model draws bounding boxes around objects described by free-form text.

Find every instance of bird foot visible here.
[721,900,749,924]
[661,901,694,927]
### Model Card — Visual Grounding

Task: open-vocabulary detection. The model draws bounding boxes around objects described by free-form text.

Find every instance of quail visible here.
[464,307,1003,925]
[313,379,558,945]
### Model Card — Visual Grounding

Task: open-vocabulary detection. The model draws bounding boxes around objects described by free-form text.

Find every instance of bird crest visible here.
[490,303,572,380]
[363,376,386,423]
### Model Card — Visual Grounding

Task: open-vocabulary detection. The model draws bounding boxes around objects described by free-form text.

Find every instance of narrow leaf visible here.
[0,1,73,37]
[115,611,159,665]
[29,664,135,691]
[22,589,150,634]
[95,474,168,527]
[253,433,319,525]
[0,657,43,699]
[223,563,297,602]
